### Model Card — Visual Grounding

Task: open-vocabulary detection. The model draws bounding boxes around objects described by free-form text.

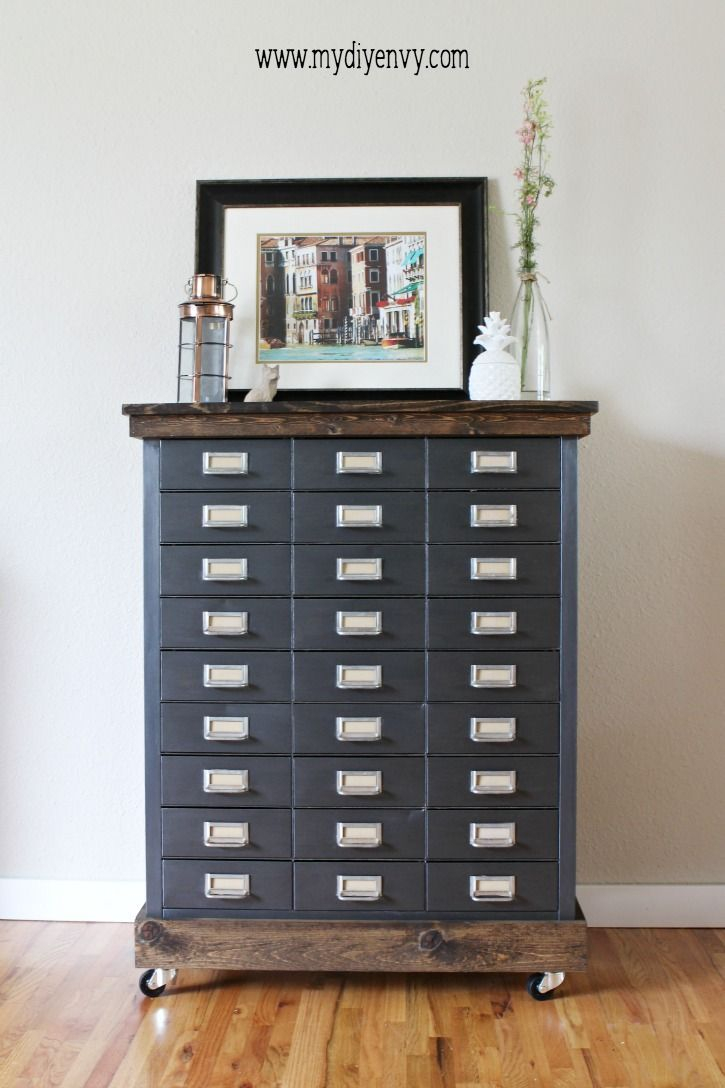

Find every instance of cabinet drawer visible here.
[160,492,291,544]
[428,703,559,755]
[294,652,425,702]
[162,807,291,859]
[428,598,560,650]
[427,652,559,702]
[294,438,425,490]
[427,756,559,808]
[161,651,291,702]
[294,756,424,808]
[294,703,425,754]
[293,598,425,650]
[428,491,560,543]
[163,860,292,910]
[161,755,291,807]
[161,598,291,650]
[161,703,291,754]
[427,809,558,860]
[428,438,560,490]
[428,544,560,597]
[294,809,424,860]
[294,545,425,597]
[161,439,290,491]
[427,862,558,912]
[160,545,291,597]
[295,861,424,911]
[294,492,425,543]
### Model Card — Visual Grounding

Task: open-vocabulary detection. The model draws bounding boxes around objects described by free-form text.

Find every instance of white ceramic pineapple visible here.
[469,312,521,400]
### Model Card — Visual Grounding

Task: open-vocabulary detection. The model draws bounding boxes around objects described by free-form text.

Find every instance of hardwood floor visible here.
[1,923,725,1087]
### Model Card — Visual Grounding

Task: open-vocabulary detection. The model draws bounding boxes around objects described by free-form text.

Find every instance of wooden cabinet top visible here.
[122,399,598,439]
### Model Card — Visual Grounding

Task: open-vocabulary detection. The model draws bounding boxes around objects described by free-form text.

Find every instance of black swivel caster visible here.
[139,967,176,998]
[526,971,565,1000]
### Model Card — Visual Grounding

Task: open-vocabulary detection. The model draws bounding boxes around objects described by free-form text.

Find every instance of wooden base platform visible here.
[135,904,587,975]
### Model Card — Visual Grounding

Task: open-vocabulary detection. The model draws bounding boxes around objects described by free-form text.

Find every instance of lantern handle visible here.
[222,279,238,303]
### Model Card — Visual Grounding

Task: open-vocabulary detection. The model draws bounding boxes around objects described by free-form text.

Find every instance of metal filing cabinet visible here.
[126,399,596,998]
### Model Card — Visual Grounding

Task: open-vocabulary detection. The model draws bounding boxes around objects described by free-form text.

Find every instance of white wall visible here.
[1,0,723,910]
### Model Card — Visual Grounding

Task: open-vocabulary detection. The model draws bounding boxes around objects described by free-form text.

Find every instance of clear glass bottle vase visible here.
[510,275,550,400]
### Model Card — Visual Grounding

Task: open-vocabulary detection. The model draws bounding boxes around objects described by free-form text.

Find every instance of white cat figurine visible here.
[244,363,280,403]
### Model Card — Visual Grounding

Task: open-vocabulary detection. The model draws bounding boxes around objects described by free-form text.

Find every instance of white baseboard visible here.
[1,879,724,926]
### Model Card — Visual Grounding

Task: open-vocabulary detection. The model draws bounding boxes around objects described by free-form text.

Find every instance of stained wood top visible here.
[123,398,598,438]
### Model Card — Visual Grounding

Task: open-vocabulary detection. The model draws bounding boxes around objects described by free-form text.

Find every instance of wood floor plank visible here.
[2,924,725,1087]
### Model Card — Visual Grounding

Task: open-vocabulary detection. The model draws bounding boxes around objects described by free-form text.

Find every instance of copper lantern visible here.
[177,274,236,402]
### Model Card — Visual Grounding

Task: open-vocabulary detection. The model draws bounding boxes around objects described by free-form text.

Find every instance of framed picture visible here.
[196,178,487,394]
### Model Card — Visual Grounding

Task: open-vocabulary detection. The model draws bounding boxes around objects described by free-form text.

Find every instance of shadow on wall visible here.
[577,410,725,883]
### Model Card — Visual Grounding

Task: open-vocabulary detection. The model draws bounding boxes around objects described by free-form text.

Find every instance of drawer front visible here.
[294,652,425,702]
[428,703,559,755]
[427,652,559,702]
[294,703,425,754]
[163,860,292,910]
[294,598,425,650]
[161,703,291,754]
[160,545,291,597]
[294,545,425,597]
[428,491,560,543]
[428,598,560,651]
[161,807,291,859]
[294,492,425,543]
[427,544,560,597]
[160,492,291,544]
[161,755,291,807]
[294,438,425,490]
[161,598,291,650]
[295,861,425,911]
[427,809,558,860]
[428,438,560,490]
[161,651,291,702]
[427,756,559,808]
[294,809,424,860]
[161,439,290,491]
[294,756,424,808]
[427,862,558,912]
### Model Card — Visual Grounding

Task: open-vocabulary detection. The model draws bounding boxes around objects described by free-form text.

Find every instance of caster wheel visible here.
[139,969,166,998]
[526,973,555,1001]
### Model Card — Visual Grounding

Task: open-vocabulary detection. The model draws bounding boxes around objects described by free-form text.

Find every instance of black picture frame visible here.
[195,177,487,396]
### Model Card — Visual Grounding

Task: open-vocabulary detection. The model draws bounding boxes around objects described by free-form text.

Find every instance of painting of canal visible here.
[257,234,426,363]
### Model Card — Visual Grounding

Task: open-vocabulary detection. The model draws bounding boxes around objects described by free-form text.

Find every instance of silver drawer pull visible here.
[470,822,516,848]
[336,504,383,528]
[203,611,249,636]
[336,716,382,742]
[470,717,517,743]
[203,663,249,688]
[203,451,249,475]
[470,874,516,901]
[336,611,382,636]
[336,451,383,474]
[336,557,383,581]
[204,715,250,741]
[202,504,248,529]
[336,874,382,900]
[202,557,248,582]
[470,664,516,688]
[336,664,382,689]
[470,769,517,794]
[471,611,517,636]
[471,450,518,474]
[203,768,249,793]
[204,821,249,847]
[336,770,382,796]
[470,505,517,528]
[471,557,517,581]
[336,822,383,848]
[205,873,250,899]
